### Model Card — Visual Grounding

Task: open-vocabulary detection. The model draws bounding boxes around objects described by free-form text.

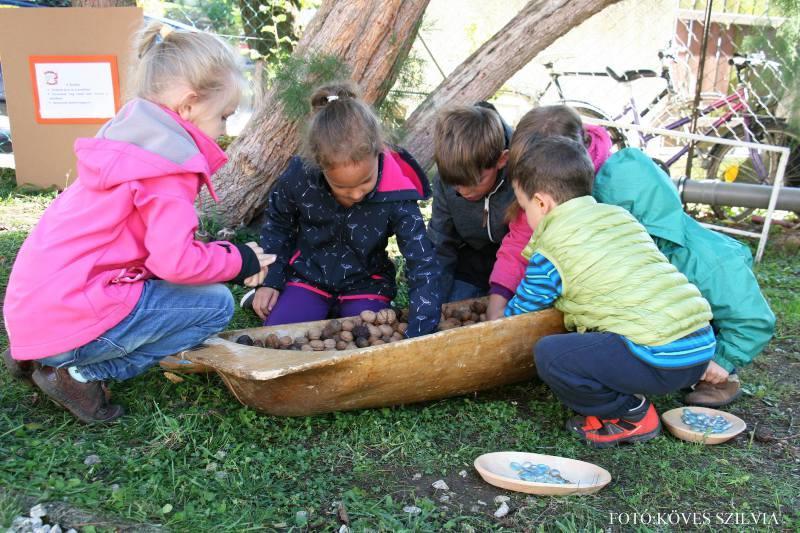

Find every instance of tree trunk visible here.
[403,0,623,170]
[71,0,135,6]
[206,0,429,227]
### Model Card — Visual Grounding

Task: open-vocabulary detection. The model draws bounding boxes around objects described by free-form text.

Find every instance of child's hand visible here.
[487,294,509,321]
[253,287,280,321]
[700,360,730,384]
[243,271,266,288]
[245,242,276,270]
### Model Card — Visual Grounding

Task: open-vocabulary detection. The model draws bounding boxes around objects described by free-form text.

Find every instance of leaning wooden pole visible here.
[204,0,429,227]
[403,0,623,170]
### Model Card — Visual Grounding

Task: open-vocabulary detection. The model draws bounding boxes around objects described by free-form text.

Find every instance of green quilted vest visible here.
[524,196,712,346]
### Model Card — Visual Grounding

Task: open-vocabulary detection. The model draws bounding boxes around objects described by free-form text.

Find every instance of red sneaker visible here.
[567,403,661,448]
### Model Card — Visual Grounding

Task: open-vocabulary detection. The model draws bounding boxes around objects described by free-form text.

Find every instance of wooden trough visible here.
[162,299,565,416]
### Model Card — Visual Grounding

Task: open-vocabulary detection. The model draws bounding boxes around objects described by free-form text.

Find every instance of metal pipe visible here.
[685,0,715,177]
[673,177,800,211]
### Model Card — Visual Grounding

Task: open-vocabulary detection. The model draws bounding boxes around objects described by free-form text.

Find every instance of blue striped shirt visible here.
[505,253,715,369]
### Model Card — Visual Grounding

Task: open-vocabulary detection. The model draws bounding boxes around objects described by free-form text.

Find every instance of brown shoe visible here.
[684,379,742,408]
[2,349,36,385]
[31,366,124,424]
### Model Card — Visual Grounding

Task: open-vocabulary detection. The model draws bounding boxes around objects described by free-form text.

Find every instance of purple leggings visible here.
[265,283,390,326]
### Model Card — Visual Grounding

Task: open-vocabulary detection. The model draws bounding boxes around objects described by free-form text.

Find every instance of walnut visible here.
[396,322,408,334]
[360,310,377,324]
[378,324,394,337]
[307,327,322,340]
[323,338,337,350]
[391,331,404,342]
[352,324,370,340]
[458,308,472,322]
[462,320,476,326]
[381,335,392,343]
[301,344,314,351]
[322,325,338,339]
[341,319,355,332]
[328,319,342,333]
[235,334,254,346]
[355,337,370,348]
[265,334,280,349]
[339,330,354,342]
[370,339,385,346]
[336,340,349,350]
[253,338,265,348]
[470,300,487,314]
[346,342,357,350]
[479,313,487,322]
[376,308,396,325]
[294,336,309,346]
[279,336,293,348]
[309,339,325,351]
[367,324,381,339]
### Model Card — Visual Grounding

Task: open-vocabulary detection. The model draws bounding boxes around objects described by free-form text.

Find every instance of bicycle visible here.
[536,51,800,221]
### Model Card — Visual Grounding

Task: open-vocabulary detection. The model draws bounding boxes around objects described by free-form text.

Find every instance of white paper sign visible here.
[33,61,117,120]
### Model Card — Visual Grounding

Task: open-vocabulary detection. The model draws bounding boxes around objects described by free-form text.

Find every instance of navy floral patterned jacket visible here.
[260,148,442,337]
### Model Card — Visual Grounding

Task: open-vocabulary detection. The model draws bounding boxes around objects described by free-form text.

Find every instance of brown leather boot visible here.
[684,379,742,408]
[2,349,35,385]
[32,366,124,424]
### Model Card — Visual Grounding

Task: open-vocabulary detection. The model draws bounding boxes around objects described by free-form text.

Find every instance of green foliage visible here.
[237,0,300,63]
[273,53,351,120]
[740,0,800,128]
[162,0,242,36]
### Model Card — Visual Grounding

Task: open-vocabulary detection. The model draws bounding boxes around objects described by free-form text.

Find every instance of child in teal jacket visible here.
[594,148,776,406]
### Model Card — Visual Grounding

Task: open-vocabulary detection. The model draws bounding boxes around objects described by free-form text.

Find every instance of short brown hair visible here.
[508,136,593,204]
[434,105,506,186]
[302,81,384,168]
[514,105,585,147]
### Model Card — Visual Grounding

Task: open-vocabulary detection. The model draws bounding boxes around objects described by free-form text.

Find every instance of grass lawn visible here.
[1,167,799,531]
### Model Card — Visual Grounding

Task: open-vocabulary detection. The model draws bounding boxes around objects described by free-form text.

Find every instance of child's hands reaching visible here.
[242,242,276,288]
[700,360,730,384]
[487,294,509,320]
[252,287,280,321]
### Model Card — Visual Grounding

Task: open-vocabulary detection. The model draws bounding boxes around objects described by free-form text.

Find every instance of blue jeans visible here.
[535,332,708,418]
[446,279,487,303]
[37,280,234,381]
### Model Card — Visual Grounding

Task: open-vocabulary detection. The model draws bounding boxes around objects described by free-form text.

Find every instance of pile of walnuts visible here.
[234,300,490,351]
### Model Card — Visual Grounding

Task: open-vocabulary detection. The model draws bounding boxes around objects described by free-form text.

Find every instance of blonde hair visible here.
[302,81,384,169]
[130,21,243,108]
[434,105,505,187]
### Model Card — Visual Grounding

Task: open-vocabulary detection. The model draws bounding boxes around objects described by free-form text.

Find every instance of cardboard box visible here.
[0,7,142,188]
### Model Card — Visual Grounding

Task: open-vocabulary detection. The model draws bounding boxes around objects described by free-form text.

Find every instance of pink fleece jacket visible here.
[488,125,613,295]
[4,99,243,360]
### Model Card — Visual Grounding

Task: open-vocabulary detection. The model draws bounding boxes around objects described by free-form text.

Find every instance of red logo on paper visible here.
[43,71,58,85]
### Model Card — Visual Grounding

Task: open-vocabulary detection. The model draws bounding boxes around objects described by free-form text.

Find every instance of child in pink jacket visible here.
[2,23,273,424]
[487,105,612,319]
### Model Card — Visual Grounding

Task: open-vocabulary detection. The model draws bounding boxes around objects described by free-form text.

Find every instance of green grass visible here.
[1,168,799,531]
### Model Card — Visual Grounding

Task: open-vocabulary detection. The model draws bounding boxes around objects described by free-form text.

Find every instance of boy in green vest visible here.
[505,136,715,448]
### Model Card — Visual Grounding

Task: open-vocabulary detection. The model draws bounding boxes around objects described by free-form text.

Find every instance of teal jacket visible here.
[594,149,776,372]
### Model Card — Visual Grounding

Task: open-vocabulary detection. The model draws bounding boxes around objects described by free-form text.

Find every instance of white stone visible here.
[494,495,510,504]
[493,502,510,518]
[470,505,480,513]
[431,480,449,491]
[477,500,487,506]
[83,455,101,466]
[29,504,47,519]
[411,473,422,480]
[458,470,467,478]
[438,494,450,503]
[402,506,421,515]
[50,526,62,533]
[338,526,350,533]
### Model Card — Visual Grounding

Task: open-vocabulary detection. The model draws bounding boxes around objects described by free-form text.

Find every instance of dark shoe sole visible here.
[682,389,742,408]
[32,369,124,424]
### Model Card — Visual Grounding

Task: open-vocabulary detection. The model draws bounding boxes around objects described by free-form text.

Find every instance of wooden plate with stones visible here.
[661,406,746,444]
[474,451,611,496]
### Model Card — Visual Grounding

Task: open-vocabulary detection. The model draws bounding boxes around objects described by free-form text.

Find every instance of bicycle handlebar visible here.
[728,52,780,70]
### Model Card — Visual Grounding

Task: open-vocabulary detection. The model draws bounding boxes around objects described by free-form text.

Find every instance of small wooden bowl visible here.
[474,451,611,496]
[661,407,746,444]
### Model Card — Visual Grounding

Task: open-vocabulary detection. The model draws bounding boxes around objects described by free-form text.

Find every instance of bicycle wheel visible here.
[558,99,628,152]
[706,119,800,221]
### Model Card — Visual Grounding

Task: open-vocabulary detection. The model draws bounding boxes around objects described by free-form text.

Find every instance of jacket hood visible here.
[73,98,227,200]
[593,148,686,246]
[371,147,432,202]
